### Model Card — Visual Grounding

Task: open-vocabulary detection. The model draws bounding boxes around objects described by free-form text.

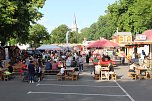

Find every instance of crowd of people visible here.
[0,47,151,82]
[2,49,86,83]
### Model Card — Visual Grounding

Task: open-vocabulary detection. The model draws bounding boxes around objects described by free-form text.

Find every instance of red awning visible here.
[87,39,119,48]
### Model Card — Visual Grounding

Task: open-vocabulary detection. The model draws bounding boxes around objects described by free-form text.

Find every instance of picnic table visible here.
[100,67,110,80]
[135,67,148,79]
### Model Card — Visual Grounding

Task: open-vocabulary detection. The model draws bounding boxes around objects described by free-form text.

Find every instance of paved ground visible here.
[0,63,152,101]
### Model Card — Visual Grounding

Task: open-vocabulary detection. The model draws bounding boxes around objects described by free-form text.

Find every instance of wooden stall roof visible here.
[133,41,152,45]
[125,41,152,47]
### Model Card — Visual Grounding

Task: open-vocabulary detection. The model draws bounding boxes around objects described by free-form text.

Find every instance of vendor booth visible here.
[125,30,152,67]
[3,46,20,63]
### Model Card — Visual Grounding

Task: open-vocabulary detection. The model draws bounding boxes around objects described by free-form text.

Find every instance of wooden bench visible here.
[138,71,148,80]
[57,73,63,80]
[65,72,79,80]
[128,72,137,80]
[72,72,79,80]
[111,73,117,80]
[13,69,20,75]
[13,64,22,75]
[44,69,60,75]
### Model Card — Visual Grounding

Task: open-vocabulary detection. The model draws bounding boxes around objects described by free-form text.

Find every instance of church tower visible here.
[71,15,78,32]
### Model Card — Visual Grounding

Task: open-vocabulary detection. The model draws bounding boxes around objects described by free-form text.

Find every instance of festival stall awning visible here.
[36,44,62,50]
[133,30,152,45]
[87,39,120,48]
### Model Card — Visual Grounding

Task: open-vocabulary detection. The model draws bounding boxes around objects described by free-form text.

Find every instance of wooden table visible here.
[136,67,147,79]
[100,68,109,80]
[64,68,75,75]
[64,67,75,80]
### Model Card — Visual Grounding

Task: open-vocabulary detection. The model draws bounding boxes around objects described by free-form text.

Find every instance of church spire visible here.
[73,14,76,25]
[71,14,78,32]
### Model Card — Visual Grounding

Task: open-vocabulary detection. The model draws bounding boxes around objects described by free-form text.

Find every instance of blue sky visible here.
[38,0,116,33]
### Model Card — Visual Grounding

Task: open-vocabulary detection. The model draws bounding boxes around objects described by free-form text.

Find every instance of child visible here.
[36,63,42,82]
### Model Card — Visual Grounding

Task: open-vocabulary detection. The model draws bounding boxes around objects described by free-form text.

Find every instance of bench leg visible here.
[132,74,137,80]
[111,74,116,80]
[57,76,62,80]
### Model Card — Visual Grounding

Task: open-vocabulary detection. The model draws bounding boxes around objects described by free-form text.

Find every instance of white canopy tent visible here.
[36,44,62,50]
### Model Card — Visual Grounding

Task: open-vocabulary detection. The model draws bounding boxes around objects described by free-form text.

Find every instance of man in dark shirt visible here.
[8,62,13,73]
[28,61,35,83]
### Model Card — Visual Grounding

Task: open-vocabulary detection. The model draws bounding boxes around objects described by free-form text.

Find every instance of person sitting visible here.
[66,57,72,67]
[52,61,58,70]
[45,60,52,70]
[129,62,137,73]
[108,62,114,72]
[106,55,111,61]
[93,57,98,62]
[102,54,105,61]
[59,66,65,76]
[94,61,102,75]
[107,62,114,79]
[71,57,77,67]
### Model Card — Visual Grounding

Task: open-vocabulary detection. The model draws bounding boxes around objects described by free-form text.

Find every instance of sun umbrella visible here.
[37,44,62,50]
[87,39,119,48]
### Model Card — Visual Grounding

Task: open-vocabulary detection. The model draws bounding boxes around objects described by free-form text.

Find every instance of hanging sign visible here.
[135,34,147,41]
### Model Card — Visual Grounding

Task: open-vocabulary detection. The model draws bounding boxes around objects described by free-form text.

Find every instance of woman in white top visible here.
[129,63,137,73]
[60,67,65,75]
[94,62,102,74]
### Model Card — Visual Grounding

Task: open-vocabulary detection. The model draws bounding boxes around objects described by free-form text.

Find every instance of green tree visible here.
[68,31,79,43]
[50,24,69,44]
[0,0,46,46]
[29,24,49,48]
[80,27,91,41]
[107,0,152,34]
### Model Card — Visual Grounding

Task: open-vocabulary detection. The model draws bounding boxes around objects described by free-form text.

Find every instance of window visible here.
[119,36,124,42]
[127,36,131,42]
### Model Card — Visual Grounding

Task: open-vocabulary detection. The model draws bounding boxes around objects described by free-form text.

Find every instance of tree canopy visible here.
[29,24,49,47]
[1,0,152,45]
[80,0,152,42]
[50,24,69,44]
[0,0,46,46]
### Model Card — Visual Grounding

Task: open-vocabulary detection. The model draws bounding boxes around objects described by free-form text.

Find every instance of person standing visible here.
[78,55,84,71]
[140,50,145,64]
[120,51,126,64]
[36,63,42,82]
[86,54,89,63]
[132,52,135,63]
[28,61,35,83]
[20,61,27,78]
